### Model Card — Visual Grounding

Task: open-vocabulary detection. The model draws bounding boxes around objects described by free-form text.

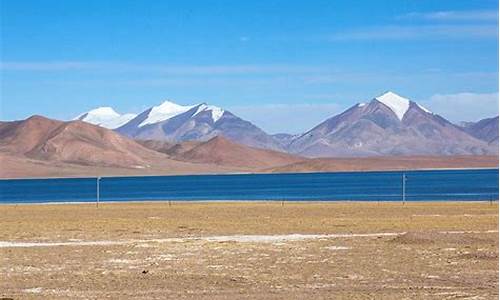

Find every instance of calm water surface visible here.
[0,169,498,204]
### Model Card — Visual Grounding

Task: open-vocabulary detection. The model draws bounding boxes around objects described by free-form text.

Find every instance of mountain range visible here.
[1,112,497,178]
[115,102,283,151]
[76,91,499,157]
[0,91,497,178]
[0,116,302,178]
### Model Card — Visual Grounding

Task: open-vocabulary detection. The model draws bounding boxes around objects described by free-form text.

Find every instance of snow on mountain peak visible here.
[193,103,225,123]
[82,107,119,118]
[139,100,194,127]
[417,103,432,114]
[75,107,136,129]
[375,91,410,120]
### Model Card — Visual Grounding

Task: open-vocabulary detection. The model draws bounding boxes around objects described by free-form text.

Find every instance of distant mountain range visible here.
[115,102,283,151]
[0,116,302,178]
[75,91,499,157]
[1,112,497,178]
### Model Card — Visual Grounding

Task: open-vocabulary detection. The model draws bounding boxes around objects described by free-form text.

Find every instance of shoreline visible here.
[1,199,499,206]
[1,166,498,181]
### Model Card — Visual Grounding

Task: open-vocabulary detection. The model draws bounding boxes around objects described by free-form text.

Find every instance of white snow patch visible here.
[155,254,176,261]
[357,103,366,107]
[75,107,137,129]
[107,258,138,264]
[324,246,350,250]
[139,100,194,127]
[201,234,324,243]
[375,91,410,120]
[417,103,432,114]
[108,113,137,128]
[132,165,147,169]
[0,232,405,248]
[439,230,498,234]
[193,104,225,123]
[23,287,43,294]
[75,106,119,120]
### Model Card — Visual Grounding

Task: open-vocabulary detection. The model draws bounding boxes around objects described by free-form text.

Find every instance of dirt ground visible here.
[1,153,497,179]
[0,202,498,299]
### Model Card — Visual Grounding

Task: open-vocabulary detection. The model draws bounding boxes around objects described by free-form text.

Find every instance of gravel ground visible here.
[0,201,498,299]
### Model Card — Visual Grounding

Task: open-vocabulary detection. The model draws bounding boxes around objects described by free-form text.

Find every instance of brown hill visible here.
[175,136,304,169]
[0,115,62,154]
[0,115,166,168]
[137,139,201,156]
[266,155,499,173]
[0,116,249,178]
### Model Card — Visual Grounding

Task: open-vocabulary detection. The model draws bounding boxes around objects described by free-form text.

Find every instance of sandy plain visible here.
[0,201,498,299]
[1,153,497,179]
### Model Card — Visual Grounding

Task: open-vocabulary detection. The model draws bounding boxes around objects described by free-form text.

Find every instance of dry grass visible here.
[0,201,498,299]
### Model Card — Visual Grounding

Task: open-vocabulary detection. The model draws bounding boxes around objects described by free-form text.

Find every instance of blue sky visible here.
[1,0,498,133]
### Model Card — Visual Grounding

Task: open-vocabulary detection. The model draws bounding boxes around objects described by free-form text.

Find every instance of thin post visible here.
[402,173,406,205]
[96,176,100,208]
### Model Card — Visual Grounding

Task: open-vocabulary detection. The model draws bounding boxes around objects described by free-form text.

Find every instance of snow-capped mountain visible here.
[116,101,283,151]
[286,91,497,157]
[75,107,136,129]
[75,92,497,157]
[138,100,194,127]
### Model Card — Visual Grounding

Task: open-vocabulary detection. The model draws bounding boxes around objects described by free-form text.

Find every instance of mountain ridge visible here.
[0,115,498,178]
[71,91,499,158]
[285,92,497,157]
[116,102,284,151]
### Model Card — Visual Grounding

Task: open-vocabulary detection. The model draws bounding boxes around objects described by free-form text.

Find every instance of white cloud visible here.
[328,25,498,41]
[0,61,326,75]
[0,61,99,71]
[421,92,499,122]
[228,103,342,134]
[329,9,498,42]
[399,10,498,22]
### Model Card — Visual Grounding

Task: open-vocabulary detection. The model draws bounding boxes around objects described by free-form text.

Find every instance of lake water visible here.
[0,169,498,204]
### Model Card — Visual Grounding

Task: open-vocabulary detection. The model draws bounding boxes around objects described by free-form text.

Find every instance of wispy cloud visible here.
[329,9,498,42]
[0,61,328,75]
[328,24,498,41]
[421,92,499,122]
[398,10,498,22]
[0,61,100,71]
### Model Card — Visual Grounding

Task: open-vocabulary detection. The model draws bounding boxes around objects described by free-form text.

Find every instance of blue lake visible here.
[0,169,498,204]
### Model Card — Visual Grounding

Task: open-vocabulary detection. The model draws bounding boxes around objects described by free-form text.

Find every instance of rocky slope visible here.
[287,92,497,157]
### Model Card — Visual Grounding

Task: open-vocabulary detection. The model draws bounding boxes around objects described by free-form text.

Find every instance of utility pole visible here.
[402,173,407,205]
